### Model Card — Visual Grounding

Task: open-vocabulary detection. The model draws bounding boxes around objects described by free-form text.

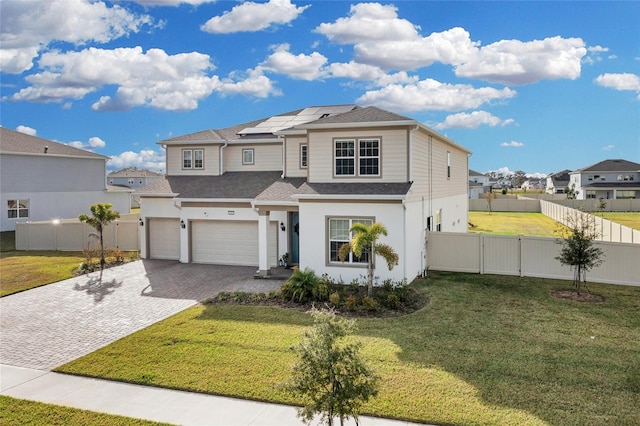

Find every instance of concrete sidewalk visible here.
[1,364,423,426]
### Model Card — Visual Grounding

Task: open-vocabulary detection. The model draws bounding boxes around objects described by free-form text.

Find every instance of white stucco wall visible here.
[298,201,406,284]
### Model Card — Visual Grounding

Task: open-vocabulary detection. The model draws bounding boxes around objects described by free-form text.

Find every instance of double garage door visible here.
[149,218,277,266]
[192,220,278,267]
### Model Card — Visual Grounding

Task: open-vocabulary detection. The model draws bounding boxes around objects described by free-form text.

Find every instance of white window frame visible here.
[7,199,29,219]
[242,148,254,165]
[358,139,380,176]
[334,138,381,177]
[193,149,204,169]
[334,139,355,176]
[182,149,192,169]
[447,152,451,179]
[182,149,204,169]
[300,144,308,168]
[327,217,374,266]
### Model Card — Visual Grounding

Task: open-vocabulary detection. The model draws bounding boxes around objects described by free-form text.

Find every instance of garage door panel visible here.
[191,221,277,266]
[149,218,180,260]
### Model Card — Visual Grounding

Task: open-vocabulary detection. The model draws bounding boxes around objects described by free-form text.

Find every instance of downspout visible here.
[402,199,407,282]
[219,142,228,175]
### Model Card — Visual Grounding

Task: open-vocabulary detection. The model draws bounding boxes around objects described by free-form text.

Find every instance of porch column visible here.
[257,209,270,276]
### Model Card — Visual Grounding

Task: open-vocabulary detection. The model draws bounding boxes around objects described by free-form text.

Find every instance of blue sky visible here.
[1,0,638,177]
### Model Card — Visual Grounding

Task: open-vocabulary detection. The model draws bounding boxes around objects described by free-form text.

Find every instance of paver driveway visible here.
[0,260,285,371]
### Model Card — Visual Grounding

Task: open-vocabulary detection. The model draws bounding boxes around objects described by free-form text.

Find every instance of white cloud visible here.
[16,125,37,136]
[454,36,587,85]
[595,73,640,99]
[316,4,586,85]
[315,3,420,44]
[134,0,214,6]
[501,141,524,147]
[201,0,310,34]
[435,111,515,129]
[602,144,615,151]
[357,78,516,113]
[67,136,106,150]
[216,67,281,98]
[584,45,611,65]
[108,149,165,172]
[0,0,153,74]
[260,44,328,80]
[6,46,278,110]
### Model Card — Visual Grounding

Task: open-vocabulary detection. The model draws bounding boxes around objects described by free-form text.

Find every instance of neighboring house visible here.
[0,127,132,231]
[569,159,640,200]
[137,104,471,283]
[108,167,163,189]
[521,178,545,191]
[468,169,490,199]
[546,170,571,194]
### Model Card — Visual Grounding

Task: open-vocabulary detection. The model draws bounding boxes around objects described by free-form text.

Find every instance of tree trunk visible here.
[99,225,105,271]
[367,247,374,298]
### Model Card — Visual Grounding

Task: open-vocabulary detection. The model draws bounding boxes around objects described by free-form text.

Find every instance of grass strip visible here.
[57,272,640,426]
[468,212,562,236]
[0,396,172,426]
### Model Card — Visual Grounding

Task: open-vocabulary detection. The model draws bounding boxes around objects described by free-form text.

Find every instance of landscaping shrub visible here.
[280,267,321,303]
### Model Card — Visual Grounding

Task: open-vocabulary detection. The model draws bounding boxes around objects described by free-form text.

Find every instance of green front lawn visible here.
[468,212,562,236]
[57,272,640,426]
[0,396,172,426]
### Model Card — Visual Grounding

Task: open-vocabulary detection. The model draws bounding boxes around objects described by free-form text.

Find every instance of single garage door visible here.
[149,218,180,260]
[191,220,277,266]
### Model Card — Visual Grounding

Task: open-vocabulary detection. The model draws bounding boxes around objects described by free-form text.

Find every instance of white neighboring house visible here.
[137,105,471,283]
[569,159,640,200]
[0,127,132,231]
[469,169,490,199]
[108,167,164,189]
[546,170,572,194]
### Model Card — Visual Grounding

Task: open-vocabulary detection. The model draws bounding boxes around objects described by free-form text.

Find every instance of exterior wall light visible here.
[139,218,144,226]
[180,219,186,229]
[280,222,286,231]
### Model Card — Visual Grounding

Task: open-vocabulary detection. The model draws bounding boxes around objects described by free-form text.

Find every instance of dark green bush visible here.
[280,267,321,303]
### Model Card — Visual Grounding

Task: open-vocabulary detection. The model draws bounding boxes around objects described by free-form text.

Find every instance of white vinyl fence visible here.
[541,200,640,244]
[426,231,639,286]
[15,213,140,251]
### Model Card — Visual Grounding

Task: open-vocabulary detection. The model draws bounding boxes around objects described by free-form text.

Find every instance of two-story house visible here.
[469,169,490,199]
[546,170,572,194]
[569,159,640,200]
[108,167,164,189]
[0,127,132,232]
[136,105,471,283]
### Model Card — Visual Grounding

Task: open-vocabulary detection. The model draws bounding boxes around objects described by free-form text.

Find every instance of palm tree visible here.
[79,203,120,271]
[338,222,398,297]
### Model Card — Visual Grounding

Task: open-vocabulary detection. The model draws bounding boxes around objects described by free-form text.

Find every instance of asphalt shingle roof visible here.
[0,127,108,159]
[136,171,305,199]
[576,159,640,173]
[296,181,412,196]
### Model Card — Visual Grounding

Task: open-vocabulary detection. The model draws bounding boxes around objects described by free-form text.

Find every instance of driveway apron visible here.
[0,260,285,370]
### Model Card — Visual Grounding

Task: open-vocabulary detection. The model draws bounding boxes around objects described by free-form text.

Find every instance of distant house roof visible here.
[469,169,485,177]
[573,159,640,173]
[108,167,163,178]
[0,127,108,160]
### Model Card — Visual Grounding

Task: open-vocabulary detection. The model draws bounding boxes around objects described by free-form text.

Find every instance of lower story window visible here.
[616,190,636,199]
[8,199,29,219]
[586,190,597,199]
[328,217,373,264]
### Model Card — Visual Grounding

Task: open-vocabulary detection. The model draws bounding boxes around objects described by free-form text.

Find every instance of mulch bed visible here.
[550,290,606,303]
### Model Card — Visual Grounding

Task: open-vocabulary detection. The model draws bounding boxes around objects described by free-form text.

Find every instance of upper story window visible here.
[447,152,451,179]
[183,149,204,169]
[300,144,308,168]
[359,139,380,176]
[242,148,254,165]
[7,199,29,219]
[128,178,134,184]
[334,138,380,177]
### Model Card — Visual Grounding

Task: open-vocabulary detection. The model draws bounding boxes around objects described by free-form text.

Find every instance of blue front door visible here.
[289,212,300,264]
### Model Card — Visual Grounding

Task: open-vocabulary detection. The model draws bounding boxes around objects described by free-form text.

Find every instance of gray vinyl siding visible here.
[408,130,469,202]
[307,128,408,183]
[224,143,282,172]
[166,146,220,176]
[0,154,106,193]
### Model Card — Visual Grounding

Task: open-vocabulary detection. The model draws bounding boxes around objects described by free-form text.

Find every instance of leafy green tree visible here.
[79,203,120,270]
[285,308,379,426]
[338,222,398,297]
[555,210,605,294]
